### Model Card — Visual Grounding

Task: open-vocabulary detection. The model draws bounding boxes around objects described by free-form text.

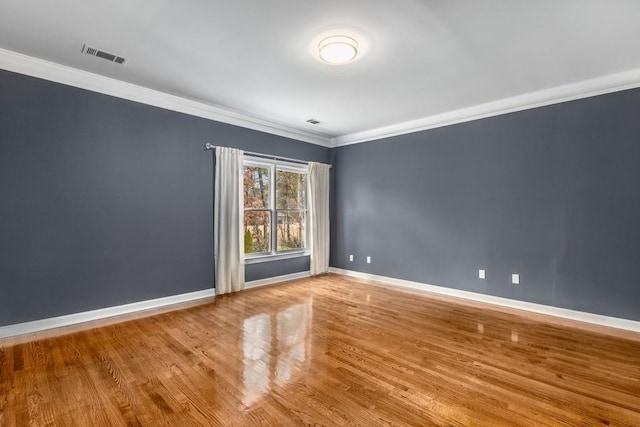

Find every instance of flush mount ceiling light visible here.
[318,35,358,64]
[310,26,369,65]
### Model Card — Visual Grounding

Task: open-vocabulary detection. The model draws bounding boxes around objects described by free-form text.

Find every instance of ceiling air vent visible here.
[306,119,322,125]
[82,44,126,65]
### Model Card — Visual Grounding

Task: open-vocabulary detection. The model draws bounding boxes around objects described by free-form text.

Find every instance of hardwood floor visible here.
[1,274,639,426]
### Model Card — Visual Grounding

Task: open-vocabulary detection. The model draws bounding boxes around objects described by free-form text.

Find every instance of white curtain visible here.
[214,147,245,294]
[308,162,330,275]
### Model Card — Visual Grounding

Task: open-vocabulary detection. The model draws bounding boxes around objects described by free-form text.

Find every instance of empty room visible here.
[1,1,639,426]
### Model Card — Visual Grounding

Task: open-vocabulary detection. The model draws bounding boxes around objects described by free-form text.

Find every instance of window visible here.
[243,157,307,260]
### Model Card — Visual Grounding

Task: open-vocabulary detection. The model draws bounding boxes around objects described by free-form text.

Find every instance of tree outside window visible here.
[243,159,307,256]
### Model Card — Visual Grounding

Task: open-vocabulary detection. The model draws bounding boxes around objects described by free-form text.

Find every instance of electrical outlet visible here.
[366,256,371,264]
[512,273,520,284]
[479,269,486,279]
[349,254,353,262]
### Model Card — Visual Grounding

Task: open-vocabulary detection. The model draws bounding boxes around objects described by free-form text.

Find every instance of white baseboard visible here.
[0,270,310,339]
[0,288,215,339]
[329,268,640,333]
[245,271,310,289]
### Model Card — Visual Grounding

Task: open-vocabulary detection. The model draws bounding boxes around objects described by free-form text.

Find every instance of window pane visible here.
[277,211,305,251]
[244,166,270,209]
[244,211,271,254]
[276,170,306,210]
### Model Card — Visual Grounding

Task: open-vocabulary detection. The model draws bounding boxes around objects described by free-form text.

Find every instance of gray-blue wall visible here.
[0,69,328,326]
[331,88,640,321]
[4,65,639,327]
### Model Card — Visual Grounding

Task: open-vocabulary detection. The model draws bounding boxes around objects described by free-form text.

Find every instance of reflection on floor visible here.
[243,299,312,406]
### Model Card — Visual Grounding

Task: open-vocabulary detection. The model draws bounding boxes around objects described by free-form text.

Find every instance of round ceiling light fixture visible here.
[318,35,358,65]
[310,26,369,65]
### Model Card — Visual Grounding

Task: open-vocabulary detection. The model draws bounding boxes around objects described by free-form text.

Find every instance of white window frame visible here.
[243,156,309,264]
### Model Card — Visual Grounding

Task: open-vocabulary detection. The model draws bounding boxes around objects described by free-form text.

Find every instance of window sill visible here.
[244,251,310,264]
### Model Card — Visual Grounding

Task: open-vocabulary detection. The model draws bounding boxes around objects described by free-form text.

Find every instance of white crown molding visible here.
[331,68,640,147]
[0,288,215,339]
[5,48,640,150]
[245,271,310,289]
[329,268,640,334]
[0,48,332,147]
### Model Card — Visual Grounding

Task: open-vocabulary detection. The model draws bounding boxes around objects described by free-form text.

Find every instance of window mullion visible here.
[271,164,277,255]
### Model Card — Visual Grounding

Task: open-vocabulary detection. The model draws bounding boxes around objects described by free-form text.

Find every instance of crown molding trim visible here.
[0,48,332,147]
[331,68,640,147]
[5,48,640,149]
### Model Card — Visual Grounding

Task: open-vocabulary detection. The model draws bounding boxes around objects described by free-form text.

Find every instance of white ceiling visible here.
[2,0,640,146]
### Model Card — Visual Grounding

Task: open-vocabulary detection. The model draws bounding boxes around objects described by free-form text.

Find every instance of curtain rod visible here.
[203,143,330,167]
